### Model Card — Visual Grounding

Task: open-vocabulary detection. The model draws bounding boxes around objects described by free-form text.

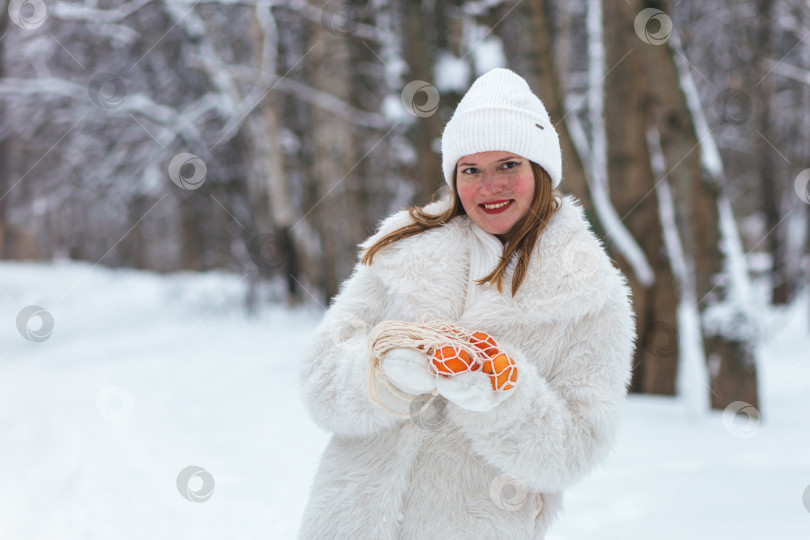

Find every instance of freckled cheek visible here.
[518,175,535,204]
[456,183,478,211]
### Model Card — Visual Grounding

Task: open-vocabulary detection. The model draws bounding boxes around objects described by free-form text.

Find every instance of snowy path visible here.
[1,262,808,539]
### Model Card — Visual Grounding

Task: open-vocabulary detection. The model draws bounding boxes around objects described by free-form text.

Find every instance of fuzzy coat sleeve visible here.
[446,273,636,493]
[298,262,405,439]
[298,204,441,439]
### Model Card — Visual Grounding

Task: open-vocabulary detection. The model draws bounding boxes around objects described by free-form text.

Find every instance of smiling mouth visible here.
[479,200,514,214]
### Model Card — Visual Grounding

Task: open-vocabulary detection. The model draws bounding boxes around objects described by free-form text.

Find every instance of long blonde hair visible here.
[361,162,562,296]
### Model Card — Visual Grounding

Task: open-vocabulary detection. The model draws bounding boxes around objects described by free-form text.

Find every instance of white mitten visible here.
[436,370,512,412]
[381,347,438,396]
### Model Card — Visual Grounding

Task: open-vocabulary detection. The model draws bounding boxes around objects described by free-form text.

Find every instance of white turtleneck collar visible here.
[468,220,505,279]
[464,220,507,310]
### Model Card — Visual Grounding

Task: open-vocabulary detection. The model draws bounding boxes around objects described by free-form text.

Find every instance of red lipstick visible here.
[479,200,514,215]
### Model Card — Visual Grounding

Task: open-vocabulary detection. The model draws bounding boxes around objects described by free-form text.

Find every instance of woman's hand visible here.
[378,327,518,412]
[433,330,518,412]
[470,331,518,391]
[381,348,438,395]
[436,371,512,412]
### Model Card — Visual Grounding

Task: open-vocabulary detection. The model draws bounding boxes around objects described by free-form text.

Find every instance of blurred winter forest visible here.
[1,0,808,411]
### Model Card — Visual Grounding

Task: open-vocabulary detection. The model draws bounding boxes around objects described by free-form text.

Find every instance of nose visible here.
[482,170,506,193]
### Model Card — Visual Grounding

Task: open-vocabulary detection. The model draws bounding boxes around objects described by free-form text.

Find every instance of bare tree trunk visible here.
[604,0,679,395]
[401,0,445,202]
[307,21,364,303]
[0,133,9,258]
[126,194,150,269]
[523,0,590,207]
[752,0,787,305]
[0,0,9,258]
[630,0,759,409]
[263,98,301,303]
[247,11,301,305]
[178,192,205,271]
[347,23,382,241]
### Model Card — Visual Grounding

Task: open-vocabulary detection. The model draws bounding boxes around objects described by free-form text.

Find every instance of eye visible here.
[501,160,521,170]
[460,167,479,175]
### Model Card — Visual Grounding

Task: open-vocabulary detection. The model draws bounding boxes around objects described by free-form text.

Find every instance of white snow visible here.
[381,92,411,123]
[1,261,808,539]
[433,51,471,93]
[470,33,506,76]
[702,197,762,342]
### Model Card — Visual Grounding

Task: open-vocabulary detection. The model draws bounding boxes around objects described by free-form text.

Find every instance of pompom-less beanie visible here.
[440,68,562,188]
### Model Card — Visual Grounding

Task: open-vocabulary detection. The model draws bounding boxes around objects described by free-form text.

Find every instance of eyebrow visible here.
[457,156,520,167]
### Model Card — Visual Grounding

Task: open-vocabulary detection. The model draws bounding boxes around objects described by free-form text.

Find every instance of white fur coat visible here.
[298,194,636,539]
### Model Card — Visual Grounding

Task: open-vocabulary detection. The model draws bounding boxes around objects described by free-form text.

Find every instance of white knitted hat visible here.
[440,68,562,188]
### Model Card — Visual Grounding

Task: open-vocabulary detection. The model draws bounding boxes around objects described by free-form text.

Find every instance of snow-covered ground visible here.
[1,261,808,539]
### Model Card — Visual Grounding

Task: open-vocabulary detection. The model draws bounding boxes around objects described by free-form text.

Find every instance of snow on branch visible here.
[193,54,390,148]
[766,60,810,86]
[0,77,205,146]
[52,0,156,23]
[669,28,762,346]
[255,0,280,80]
[647,128,690,291]
[647,127,709,416]
[280,0,381,42]
[260,74,390,128]
[669,31,724,181]
[586,0,607,193]
[566,101,655,287]
[568,0,654,287]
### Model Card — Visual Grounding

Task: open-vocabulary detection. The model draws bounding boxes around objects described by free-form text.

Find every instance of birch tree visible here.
[603,0,680,396]
[628,0,759,409]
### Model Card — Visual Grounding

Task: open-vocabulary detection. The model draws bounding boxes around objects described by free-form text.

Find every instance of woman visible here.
[298,68,636,539]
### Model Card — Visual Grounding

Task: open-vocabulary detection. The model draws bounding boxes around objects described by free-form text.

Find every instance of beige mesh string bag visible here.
[366,317,517,417]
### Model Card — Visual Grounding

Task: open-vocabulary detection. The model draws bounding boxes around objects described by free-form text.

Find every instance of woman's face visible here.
[455,151,536,239]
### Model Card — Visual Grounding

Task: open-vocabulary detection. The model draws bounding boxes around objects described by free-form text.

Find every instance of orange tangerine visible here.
[431,346,475,375]
[482,353,518,391]
[470,331,500,358]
